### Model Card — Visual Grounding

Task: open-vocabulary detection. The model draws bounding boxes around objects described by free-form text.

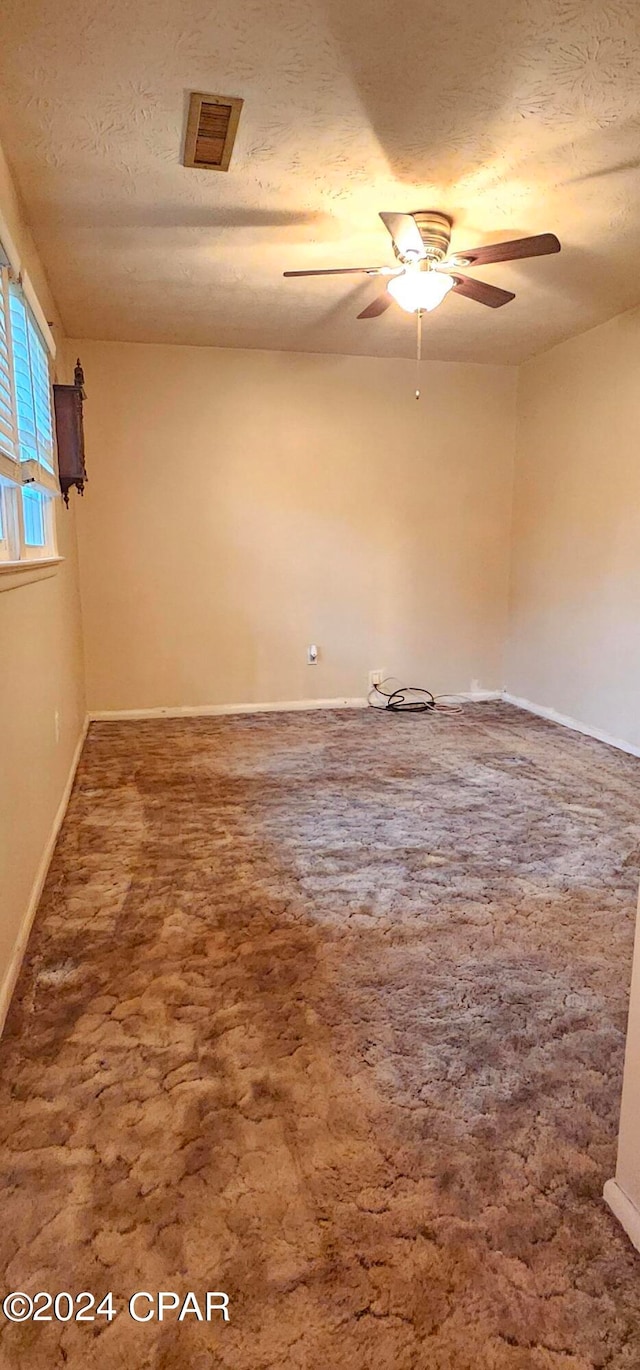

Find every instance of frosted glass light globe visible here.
[388,269,455,313]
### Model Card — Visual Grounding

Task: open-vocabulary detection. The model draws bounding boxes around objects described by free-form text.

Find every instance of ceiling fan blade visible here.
[283,266,388,278]
[452,233,560,267]
[357,291,392,319]
[452,274,515,308]
[379,212,425,259]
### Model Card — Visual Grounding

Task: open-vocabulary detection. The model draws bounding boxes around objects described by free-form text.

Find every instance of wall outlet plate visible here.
[369,669,385,689]
[307,644,318,664]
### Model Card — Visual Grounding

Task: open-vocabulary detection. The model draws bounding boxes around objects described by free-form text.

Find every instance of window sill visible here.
[0,556,63,592]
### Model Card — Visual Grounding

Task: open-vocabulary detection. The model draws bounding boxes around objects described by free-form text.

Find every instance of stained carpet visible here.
[1,702,640,1369]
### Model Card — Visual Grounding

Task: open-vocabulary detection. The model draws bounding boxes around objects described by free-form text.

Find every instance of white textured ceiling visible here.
[0,0,639,362]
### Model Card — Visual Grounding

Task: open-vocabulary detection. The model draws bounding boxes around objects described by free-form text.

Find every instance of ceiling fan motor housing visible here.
[411,211,452,261]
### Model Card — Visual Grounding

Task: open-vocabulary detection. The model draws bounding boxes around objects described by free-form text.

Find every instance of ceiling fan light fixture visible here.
[387,269,455,313]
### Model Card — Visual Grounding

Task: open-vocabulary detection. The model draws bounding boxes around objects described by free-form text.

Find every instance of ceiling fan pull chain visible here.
[415,309,422,399]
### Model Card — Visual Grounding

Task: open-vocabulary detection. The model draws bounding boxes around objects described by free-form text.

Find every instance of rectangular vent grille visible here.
[183,92,243,172]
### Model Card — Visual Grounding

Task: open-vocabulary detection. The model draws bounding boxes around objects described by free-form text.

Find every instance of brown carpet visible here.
[1,702,640,1369]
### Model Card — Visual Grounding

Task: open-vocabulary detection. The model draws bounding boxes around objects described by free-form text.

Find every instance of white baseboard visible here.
[89,696,368,721]
[0,714,89,1038]
[502,693,640,759]
[88,690,501,722]
[441,691,501,704]
[604,1179,640,1255]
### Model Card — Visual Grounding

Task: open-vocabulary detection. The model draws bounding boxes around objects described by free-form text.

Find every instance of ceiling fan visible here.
[284,212,561,318]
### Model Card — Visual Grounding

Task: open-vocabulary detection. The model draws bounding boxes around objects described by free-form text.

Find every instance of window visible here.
[22,487,48,545]
[0,256,58,568]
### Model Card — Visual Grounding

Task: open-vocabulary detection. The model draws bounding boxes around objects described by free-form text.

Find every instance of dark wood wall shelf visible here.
[53,358,87,505]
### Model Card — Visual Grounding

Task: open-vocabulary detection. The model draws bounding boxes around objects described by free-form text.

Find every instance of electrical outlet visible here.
[369,669,385,690]
[307,644,318,664]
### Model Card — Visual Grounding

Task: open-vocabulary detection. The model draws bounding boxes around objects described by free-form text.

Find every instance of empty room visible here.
[1,1,640,1366]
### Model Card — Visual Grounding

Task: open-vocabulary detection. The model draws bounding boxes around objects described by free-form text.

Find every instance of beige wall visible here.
[71,340,516,713]
[0,146,86,1013]
[507,307,640,751]
[506,308,640,1235]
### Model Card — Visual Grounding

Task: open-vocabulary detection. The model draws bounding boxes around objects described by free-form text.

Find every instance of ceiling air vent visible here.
[183,92,243,172]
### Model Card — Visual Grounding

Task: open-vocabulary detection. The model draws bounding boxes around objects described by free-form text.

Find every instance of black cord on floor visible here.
[367,678,463,716]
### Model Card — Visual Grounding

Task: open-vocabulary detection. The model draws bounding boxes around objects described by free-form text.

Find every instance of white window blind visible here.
[9,284,54,472]
[0,270,18,465]
[29,313,54,471]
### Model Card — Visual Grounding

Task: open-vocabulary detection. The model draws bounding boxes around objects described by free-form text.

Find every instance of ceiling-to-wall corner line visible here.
[55,332,523,372]
[520,294,640,370]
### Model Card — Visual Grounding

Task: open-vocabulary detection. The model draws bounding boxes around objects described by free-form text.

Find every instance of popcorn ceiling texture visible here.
[0,0,639,360]
[1,702,640,1368]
